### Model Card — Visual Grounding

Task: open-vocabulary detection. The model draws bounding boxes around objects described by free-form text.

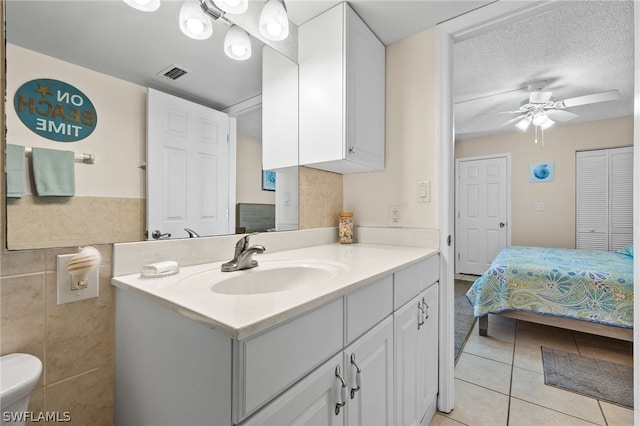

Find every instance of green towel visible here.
[32,147,75,197]
[5,144,25,198]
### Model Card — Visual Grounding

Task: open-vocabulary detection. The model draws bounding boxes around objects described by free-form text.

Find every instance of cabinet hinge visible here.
[447,235,452,246]
[226,134,230,143]
[457,252,460,260]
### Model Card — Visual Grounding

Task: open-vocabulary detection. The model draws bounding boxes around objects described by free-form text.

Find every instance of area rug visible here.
[454,280,476,363]
[541,346,634,408]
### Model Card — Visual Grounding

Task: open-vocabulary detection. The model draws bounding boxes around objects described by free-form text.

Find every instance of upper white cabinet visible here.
[298,3,385,174]
[262,46,299,170]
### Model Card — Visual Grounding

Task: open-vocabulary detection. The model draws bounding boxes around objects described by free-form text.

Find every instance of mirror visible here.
[4,0,297,250]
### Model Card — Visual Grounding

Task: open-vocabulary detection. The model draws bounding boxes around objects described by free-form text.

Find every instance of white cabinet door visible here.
[417,284,439,423]
[608,147,633,250]
[262,46,298,170]
[394,294,422,426]
[298,2,385,174]
[242,353,346,426]
[344,317,394,426]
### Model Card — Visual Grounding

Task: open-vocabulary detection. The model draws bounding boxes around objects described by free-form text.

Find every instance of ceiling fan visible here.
[493,81,620,133]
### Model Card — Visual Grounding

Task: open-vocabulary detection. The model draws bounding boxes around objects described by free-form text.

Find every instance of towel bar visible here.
[24,147,95,164]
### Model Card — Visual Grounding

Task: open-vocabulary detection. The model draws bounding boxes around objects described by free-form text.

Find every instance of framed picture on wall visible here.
[262,170,276,191]
[529,162,555,183]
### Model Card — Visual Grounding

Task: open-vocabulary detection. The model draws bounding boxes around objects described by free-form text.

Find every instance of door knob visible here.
[152,230,172,239]
[499,222,505,228]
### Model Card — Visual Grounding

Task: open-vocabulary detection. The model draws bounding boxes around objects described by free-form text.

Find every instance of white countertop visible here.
[111,243,438,340]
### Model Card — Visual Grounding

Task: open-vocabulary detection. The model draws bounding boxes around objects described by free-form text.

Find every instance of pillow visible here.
[616,244,634,257]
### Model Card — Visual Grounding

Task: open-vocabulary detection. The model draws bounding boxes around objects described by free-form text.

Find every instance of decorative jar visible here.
[339,212,354,244]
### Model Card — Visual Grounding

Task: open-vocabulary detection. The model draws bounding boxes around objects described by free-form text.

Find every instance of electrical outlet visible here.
[389,206,401,226]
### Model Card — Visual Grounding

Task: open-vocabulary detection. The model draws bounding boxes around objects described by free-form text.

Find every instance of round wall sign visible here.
[13,78,97,142]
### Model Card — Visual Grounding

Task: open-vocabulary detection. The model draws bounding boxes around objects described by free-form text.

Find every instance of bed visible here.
[466,245,634,341]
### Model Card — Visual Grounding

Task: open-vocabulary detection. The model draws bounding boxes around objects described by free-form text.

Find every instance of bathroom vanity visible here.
[112,243,439,426]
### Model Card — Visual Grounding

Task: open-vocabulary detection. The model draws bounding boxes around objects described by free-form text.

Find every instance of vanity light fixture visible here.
[179,0,215,40]
[259,0,289,41]
[213,0,248,15]
[122,0,160,12]
[224,25,252,60]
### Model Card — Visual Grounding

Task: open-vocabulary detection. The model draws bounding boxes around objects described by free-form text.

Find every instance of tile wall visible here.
[299,166,344,229]
[1,245,115,425]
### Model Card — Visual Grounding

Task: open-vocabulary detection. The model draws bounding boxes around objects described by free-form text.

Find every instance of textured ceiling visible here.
[454,1,634,140]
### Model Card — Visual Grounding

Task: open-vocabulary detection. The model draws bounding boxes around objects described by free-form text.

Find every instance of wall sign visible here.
[14,78,97,142]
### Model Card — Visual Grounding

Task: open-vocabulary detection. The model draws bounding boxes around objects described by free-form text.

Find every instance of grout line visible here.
[505,320,518,425]
[597,400,610,426]
[510,396,604,426]
[455,377,511,397]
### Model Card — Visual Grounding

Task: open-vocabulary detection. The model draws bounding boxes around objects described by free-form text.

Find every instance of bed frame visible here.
[479,312,633,341]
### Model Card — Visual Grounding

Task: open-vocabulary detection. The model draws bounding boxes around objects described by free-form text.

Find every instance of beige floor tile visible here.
[455,352,512,394]
[573,333,633,367]
[599,401,634,426]
[480,315,517,343]
[509,398,602,426]
[444,379,509,426]
[514,335,580,374]
[510,367,605,425]
[462,334,514,365]
[430,413,467,426]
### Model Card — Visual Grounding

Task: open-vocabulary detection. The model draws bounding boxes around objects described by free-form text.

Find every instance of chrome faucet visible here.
[184,228,200,238]
[221,233,266,272]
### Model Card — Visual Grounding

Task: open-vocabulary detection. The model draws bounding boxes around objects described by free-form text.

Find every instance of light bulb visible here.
[259,0,289,41]
[179,0,213,40]
[516,116,532,131]
[532,112,548,127]
[540,118,555,130]
[214,0,248,14]
[224,25,252,60]
[123,0,161,12]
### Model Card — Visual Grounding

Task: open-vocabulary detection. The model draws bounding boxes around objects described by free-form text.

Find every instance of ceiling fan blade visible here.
[546,109,579,123]
[529,91,552,104]
[498,114,527,128]
[556,90,620,108]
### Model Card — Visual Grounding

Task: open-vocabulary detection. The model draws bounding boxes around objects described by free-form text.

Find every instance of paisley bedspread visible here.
[465,246,634,328]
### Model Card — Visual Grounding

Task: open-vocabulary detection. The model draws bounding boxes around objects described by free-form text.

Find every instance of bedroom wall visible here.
[235,132,275,205]
[455,116,633,248]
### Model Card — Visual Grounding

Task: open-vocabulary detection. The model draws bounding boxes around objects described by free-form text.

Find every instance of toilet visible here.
[0,353,42,426]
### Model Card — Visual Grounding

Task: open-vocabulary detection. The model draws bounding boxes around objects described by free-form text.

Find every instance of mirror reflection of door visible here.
[147,89,234,239]
[455,155,509,275]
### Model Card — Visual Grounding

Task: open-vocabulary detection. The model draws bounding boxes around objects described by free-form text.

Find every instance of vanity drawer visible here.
[394,255,439,310]
[234,298,343,422]
[345,275,393,344]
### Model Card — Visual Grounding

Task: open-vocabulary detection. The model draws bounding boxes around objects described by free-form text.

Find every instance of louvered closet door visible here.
[609,147,634,250]
[576,150,609,250]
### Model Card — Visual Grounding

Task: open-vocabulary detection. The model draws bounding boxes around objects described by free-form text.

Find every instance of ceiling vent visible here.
[157,64,188,81]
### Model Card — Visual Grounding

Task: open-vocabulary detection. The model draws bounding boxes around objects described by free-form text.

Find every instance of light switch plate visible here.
[57,254,99,305]
[417,181,431,203]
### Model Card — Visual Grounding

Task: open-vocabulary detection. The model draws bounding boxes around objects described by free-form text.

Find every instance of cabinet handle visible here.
[350,353,362,399]
[335,366,347,415]
[348,146,356,155]
[418,300,425,329]
[422,298,429,320]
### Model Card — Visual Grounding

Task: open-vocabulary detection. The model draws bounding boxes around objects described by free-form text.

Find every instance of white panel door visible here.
[147,88,231,239]
[456,156,508,275]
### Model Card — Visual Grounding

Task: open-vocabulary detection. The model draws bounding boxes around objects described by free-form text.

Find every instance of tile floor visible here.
[431,315,635,426]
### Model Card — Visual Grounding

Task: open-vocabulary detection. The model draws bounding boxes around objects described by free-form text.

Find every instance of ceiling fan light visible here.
[179,0,214,40]
[540,118,555,130]
[213,0,248,14]
[259,0,289,41]
[531,112,548,127]
[516,116,532,131]
[123,0,160,12]
[224,25,252,60]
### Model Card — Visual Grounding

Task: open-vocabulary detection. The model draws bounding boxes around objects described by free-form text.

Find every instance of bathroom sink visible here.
[177,259,347,295]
